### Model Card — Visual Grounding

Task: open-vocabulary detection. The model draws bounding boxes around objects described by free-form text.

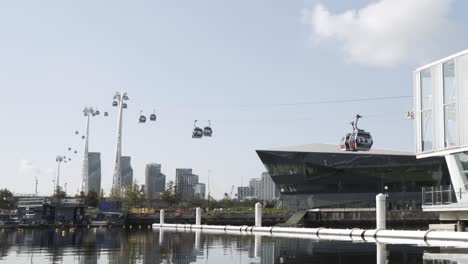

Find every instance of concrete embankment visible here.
[152,223,468,247]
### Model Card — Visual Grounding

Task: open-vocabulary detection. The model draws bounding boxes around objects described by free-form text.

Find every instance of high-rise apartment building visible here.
[145,163,166,200]
[193,183,206,199]
[87,152,101,194]
[249,172,278,202]
[121,156,133,189]
[175,168,199,202]
[237,186,251,201]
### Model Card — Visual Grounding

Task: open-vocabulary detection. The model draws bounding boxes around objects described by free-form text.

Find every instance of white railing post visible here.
[255,203,262,227]
[376,193,386,230]
[196,207,202,226]
[160,209,165,225]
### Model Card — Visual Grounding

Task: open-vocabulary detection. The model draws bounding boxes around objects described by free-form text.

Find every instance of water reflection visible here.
[1,228,468,263]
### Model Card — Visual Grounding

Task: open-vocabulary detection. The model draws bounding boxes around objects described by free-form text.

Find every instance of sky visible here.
[1,0,467,198]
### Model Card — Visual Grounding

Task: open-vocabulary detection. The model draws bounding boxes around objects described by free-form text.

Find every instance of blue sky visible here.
[1,0,467,197]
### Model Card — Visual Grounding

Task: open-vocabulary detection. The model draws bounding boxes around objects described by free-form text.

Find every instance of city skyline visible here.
[3,0,468,198]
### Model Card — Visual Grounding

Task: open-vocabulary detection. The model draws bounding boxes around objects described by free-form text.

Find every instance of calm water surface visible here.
[0,228,467,263]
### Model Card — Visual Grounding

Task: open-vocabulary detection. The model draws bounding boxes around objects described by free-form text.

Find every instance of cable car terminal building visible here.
[255,49,468,229]
[414,49,468,226]
[256,144,450,210]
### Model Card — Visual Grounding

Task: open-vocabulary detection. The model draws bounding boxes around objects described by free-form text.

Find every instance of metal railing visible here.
[422,186,458,206]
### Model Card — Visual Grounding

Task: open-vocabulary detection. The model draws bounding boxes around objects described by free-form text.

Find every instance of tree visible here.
[108,187,122,201]
[0,189,15,210]
[85,191,100,207]
[162,181,180,208]
[187,198,206,208]
[52,186,67,200]
[123,182,145,207]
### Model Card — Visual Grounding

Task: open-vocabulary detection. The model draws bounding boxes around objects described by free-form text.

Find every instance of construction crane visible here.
[229,185,235,199]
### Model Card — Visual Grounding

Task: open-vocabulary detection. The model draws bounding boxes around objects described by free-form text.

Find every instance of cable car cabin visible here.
[192,127,203,138]
[339,134,352,151]
[351,130,373,151]
[112,101,118,107]
[150,114,156,121]
[203,126,212,137]
[104,112,109,117]
[95,110,100,115]
[139,115,147,123]
[123,103,128,109]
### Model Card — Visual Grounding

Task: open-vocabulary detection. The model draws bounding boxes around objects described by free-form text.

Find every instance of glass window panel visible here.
[443,60,456,104]
[444,103,458,147]
[443,60,457,147]
[420,68,433,152]
[421,110,433,151]
[421,69,433,110]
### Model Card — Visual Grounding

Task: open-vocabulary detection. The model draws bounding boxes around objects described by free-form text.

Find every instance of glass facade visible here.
[443,60,458,147]
[420,69,433,152]
[257,149,450,209]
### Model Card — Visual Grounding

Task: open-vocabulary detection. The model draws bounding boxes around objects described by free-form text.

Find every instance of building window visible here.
[420,69,433,152]
[443,60,458,147]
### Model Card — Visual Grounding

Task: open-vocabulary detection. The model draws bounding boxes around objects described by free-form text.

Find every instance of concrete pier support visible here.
[376,194,386,230]
[255,203,262,227]
[195,230,201,250]
[160,209,165,225]
[159,229,164,245]
[376,243,387,264]
[196,207,202,226]
[254,235,262,258]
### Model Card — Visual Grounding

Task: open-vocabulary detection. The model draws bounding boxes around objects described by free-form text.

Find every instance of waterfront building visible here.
[145,163,166,200]
[249,173,279,202]
[175,169,199,202]
[87,152,101,194]
[237,186,252,201]
[193,183,206,199]
[121,156,133,189]
[413,49,468,227]
[256,143,450,210]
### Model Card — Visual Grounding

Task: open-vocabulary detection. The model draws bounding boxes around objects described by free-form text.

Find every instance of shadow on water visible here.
[0,228,468,263]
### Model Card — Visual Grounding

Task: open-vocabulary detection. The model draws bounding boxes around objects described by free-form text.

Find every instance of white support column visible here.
[376,193,386,230]
[160,209,165,225]
[196,207,202,225]
[255,203,262,227]
[81,113,90,194]
[112,92,125,197]
[446,154,468,202]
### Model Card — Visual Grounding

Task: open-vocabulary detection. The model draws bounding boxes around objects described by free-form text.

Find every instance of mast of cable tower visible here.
[112,92,128,198]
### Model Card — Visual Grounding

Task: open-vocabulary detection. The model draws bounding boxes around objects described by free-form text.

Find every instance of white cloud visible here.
[303,0,462,66]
